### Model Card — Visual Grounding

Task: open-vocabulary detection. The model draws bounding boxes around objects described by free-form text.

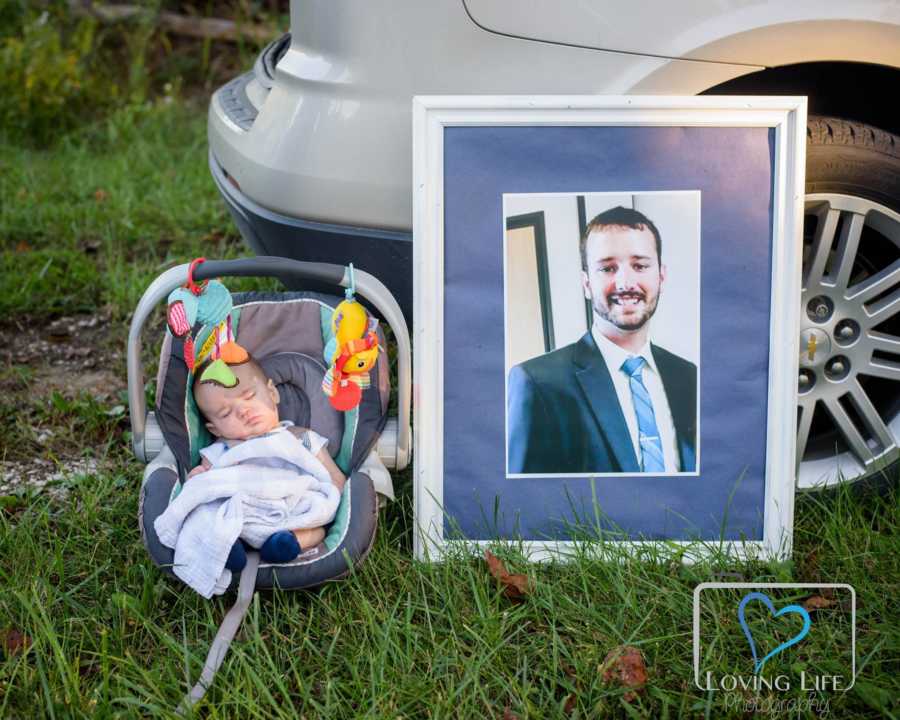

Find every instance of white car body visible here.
[209,0,900,230]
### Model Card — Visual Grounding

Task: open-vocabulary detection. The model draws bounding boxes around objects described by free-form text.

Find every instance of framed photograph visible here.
[503,189,701,478]
[413,96,807,562]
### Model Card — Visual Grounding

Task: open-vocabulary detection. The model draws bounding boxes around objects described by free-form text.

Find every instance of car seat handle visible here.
[128,258,411,470]
[191,256,346,285]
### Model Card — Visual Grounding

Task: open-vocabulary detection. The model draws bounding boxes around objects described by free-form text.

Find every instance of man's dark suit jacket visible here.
[507,332,697,474]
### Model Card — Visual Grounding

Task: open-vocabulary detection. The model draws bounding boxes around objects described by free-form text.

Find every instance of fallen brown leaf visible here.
[601,645,647,702]
[801,549,820,576]
[484,549,532,599]
[93,188,109,202]
[802,595,836,611]
[502,706,520,720]
[0,628,32,657]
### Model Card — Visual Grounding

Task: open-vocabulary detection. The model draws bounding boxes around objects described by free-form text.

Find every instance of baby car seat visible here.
[127,257,411,709]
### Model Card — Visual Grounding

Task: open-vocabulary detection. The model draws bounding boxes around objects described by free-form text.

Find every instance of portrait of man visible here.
[506,204,698,475]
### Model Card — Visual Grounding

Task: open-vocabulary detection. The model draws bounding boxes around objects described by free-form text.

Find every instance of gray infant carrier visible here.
[127,257,411,710]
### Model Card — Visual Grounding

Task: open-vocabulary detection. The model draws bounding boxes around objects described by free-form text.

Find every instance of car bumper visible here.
[209,148,413,321]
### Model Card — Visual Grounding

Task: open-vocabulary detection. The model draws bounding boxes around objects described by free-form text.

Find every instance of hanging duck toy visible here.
[322,264,381,411]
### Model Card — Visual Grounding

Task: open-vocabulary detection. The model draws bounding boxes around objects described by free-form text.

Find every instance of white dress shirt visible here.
[591,327,681,472]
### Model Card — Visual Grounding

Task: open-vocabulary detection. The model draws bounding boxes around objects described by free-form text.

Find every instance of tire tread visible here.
[807,116,898,160]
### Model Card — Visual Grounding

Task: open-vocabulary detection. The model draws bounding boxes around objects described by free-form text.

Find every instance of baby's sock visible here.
[224,540,247,572]
[260,531,300,563]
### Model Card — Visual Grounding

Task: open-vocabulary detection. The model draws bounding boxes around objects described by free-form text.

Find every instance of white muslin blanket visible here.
[154,427,341,598]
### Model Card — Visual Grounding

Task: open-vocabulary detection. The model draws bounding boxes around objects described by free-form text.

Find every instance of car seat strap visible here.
[177,550,260,714]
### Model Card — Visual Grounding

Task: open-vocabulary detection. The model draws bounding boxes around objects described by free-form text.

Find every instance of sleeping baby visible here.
[154,346,345,597]
[193,353,346,565]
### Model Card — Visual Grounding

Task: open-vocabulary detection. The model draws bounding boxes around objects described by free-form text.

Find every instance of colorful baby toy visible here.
[165,258,248,387]
[166,259,379,411]
[322,265,380,411]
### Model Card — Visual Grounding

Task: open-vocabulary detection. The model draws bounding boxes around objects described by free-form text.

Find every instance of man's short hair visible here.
[579,206,662,270]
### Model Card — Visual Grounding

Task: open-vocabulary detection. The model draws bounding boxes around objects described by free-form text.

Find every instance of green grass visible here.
[0,456,897,718]
[1,98,898,718]
[0,99,250,321]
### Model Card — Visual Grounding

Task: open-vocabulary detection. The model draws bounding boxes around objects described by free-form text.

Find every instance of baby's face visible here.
[194,362,280,441]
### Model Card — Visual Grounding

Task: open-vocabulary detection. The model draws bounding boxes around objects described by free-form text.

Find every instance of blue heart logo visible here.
[738,592,811,674]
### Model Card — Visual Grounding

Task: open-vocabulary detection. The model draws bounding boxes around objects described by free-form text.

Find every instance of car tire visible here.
[799,116,900,490]
[807,116,900,211]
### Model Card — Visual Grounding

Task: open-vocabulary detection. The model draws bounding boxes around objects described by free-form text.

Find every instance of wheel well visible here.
[702,61,899,136]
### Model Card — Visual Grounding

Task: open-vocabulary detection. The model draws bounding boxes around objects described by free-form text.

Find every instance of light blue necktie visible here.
[621,356,666,473]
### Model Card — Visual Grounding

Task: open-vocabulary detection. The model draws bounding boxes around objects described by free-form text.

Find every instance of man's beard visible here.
[595,290,659,331]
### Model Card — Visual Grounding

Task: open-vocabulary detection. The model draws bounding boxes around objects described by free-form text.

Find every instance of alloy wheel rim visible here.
[798,193,900,489]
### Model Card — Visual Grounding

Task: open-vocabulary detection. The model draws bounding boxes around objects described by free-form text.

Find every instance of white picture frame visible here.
[412,95,807,563]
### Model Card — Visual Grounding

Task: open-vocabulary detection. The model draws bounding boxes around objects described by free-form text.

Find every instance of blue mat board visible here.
[441,125,775,542]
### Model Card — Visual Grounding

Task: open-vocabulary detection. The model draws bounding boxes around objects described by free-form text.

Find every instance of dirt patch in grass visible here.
[0,457,100,502]
[1,312,125,400]
[0,313,127,495]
